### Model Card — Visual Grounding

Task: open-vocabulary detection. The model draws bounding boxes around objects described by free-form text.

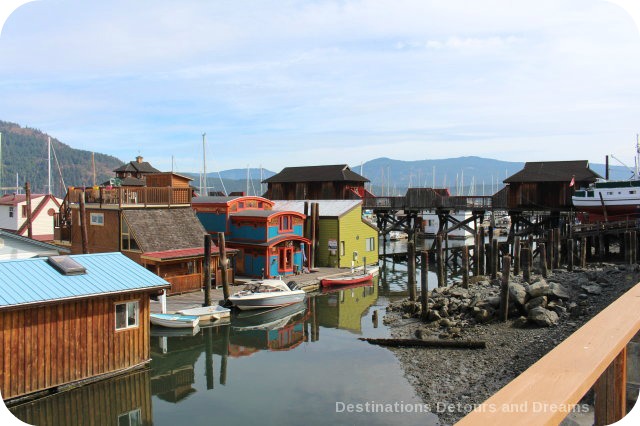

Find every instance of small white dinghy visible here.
[177,305,231,322]
[150,313,200,328]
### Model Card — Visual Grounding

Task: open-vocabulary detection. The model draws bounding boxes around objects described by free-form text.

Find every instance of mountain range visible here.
[0,120,631,198]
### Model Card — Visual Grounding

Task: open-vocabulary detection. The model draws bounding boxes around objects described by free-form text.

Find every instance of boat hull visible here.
[177,305,231,321]
[321,273,373,287]
[150,313,200,328]
[229,292,306,310]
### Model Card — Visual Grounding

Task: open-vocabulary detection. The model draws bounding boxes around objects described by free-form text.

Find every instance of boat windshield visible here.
[241,282,287,293]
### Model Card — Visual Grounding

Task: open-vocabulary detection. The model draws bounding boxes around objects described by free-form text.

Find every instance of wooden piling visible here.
[24,182,33,239]
[491,239,499,280]
[203,234,212,306]
[555,228,561,268]
[479,226,486,276]
[539,243,548,278]
[513,236,521,276]
[632,231,637,264]
[500,255,511,322]
[437,234,445,287]
[310,203,317,269]
[522,247,531,283]
[473,232,480,276]
[462,246,469,289]
[407,236,417,301]
[218,232,230,301]
[581,237,587,268]
[547,230,554,270]
[79,189,88,254]
[567,238,574,272]
[420,250,429,321]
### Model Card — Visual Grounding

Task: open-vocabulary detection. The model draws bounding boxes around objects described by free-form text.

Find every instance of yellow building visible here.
[272,200,378,268]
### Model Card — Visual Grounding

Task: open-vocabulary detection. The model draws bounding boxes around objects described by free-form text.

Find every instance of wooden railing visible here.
[361,195,493,211]
[457,282,640,425]
[164,273,202,295]
[66,186,192,207]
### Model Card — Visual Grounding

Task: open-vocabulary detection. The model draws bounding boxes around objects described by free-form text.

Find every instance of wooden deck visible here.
[150,267,370,314]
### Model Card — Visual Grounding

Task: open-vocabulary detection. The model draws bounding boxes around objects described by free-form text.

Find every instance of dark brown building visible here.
[504,160,601,210]
[263,164,372,200]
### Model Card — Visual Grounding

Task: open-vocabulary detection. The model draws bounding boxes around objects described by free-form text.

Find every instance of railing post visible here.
[594,347,627,426]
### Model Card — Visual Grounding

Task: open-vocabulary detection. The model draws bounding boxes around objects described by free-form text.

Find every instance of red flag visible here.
[570,176,575,187]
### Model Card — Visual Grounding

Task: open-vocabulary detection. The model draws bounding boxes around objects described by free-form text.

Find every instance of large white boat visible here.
[228,279,306,310]
[572,142,640,220]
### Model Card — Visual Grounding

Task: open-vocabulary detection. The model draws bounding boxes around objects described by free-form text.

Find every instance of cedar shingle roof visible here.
[263,165,369,183]
[504,161,601,183]
[122,208,207,253]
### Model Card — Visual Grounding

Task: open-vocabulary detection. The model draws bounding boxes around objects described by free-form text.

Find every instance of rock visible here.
[439,318,454,328]
[581,284,602,295]
[509,283,528,306]
[449,287,470,298]
[550,305,567,316]
[596,276,611,286]
[427,310,442,322]
[474,309,492,323]
[528,281,550,299]
[401,300,421,314]
[548,282,570,300]
[525,296,548,313]
[485,296,501,308]
[528,307,559,327]
[512,316,529,328]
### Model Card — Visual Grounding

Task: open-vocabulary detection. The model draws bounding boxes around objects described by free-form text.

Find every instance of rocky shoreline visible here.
[383,263,640,425]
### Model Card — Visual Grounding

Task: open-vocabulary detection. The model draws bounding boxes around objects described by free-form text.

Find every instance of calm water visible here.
[9,268,441,426]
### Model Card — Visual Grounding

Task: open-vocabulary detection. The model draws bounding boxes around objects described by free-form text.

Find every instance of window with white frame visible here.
[340,241,345,256]
[8,207,13,218]
[90,213,104,226]
[118,408,142,426]
[365,237,375,251]
[115,301,139,330]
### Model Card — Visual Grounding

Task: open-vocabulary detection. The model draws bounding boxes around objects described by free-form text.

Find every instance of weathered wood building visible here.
[0,193,62,241]
[0,253,169,402]
[263,164,373,200]
[503,161,601,211]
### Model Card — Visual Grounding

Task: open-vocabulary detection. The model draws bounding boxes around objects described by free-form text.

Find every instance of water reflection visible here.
[9,277,435,426]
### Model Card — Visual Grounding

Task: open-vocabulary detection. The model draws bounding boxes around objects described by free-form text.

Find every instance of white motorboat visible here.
[228,279,306,310]
[150,313,200,328]
[177,304,231,322]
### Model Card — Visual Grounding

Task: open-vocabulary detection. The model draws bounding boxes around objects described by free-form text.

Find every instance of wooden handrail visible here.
[457,282,640,425]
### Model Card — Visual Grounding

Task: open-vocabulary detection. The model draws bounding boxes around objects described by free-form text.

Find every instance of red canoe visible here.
[321,273,374,287]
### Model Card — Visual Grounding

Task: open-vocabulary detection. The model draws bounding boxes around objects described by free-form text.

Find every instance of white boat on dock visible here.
[177,304,231,322]
[150,313,200,328]
[228,279,306,310]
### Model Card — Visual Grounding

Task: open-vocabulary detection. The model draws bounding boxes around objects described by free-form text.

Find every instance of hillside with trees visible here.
[0,120,124,197]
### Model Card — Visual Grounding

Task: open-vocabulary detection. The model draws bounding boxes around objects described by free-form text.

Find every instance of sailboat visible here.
[572,139,640,220]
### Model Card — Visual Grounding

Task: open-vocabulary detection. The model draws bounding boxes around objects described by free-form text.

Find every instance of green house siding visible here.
[312,204,378,268]
[317,218,339,267]
[337,207,378,268]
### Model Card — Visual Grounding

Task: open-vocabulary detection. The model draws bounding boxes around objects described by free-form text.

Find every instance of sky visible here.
[1,0,640,174]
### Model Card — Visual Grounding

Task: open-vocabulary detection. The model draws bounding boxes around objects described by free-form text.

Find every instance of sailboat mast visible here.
[636,134,640,180]
[0,132,3,193]
[246,165,250,196]
[202,133,207,196]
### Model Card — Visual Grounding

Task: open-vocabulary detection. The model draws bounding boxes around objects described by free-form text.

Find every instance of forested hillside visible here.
[0,121,124,197]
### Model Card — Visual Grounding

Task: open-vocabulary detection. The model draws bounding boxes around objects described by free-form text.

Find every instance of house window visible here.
[115,301,139,330]
[8,207,13,218]
[279,215,292,232]
[238,202,245,209]
[631,191,636,195]
[121,219,140,251]
[90,213,104,226]
[22,206,28,218]
[365,237,375,251]
[340,241,345,256]
[118,409,142,426]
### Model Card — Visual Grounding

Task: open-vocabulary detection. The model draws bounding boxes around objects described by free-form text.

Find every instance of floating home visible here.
[272,200,379,268]
[263,164,373,200]
[0,253,169,402]
[0,193,62,241]
[192,196,309,278]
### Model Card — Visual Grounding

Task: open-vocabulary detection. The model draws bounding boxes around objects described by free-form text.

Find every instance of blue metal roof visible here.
[0,252,170,309]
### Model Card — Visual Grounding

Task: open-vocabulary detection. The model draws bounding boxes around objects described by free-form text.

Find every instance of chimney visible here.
[136,155,143,164]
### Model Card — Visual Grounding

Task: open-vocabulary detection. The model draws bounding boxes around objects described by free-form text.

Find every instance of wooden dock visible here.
[150,267,371,314]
